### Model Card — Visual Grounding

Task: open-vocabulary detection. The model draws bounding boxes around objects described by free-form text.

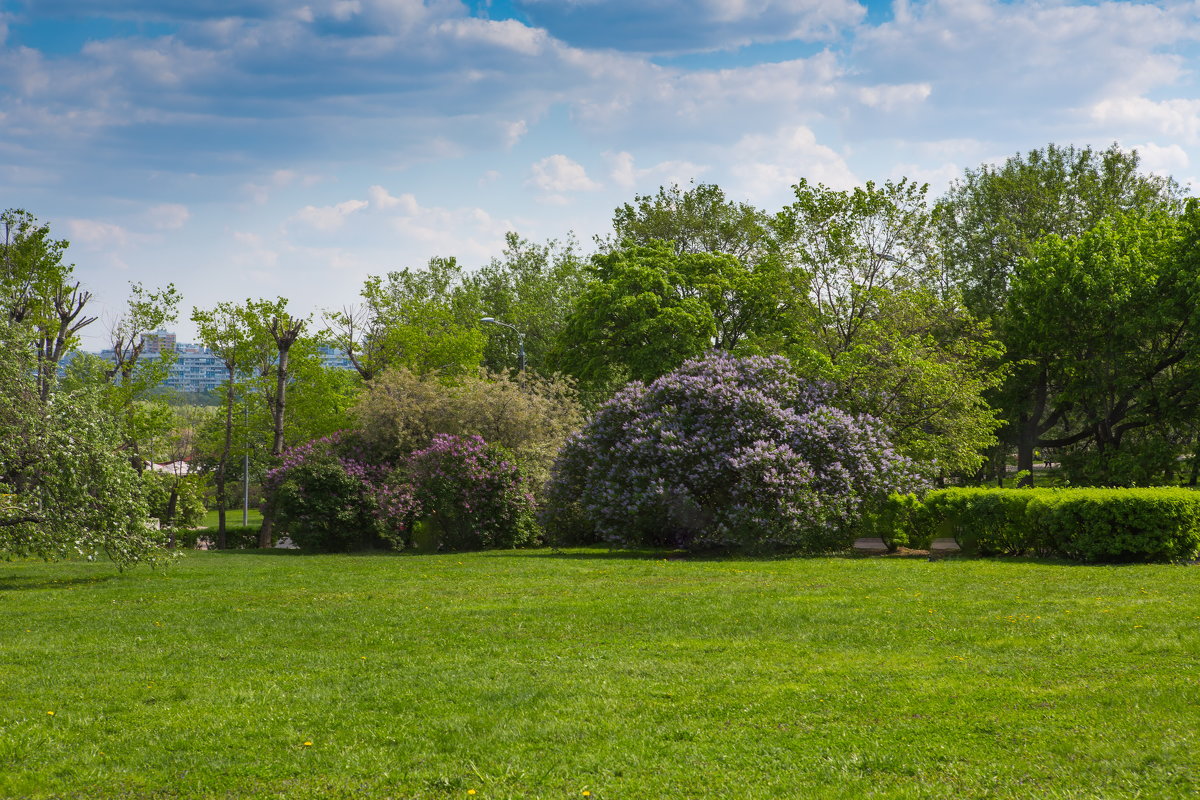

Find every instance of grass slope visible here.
[2,550,1199,799]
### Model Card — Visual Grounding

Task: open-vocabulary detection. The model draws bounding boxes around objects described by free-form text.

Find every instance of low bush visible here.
[180,525,264,549]
[884,487,1200,562]
[401,434,538,551]
[266,432,537,553]
[264,434,406,552]
[544,352,922,551]
[351,368,582,488]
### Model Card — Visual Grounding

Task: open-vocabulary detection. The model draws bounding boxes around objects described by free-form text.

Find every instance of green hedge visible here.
[178,525,266,549]
[879,487,1200,562]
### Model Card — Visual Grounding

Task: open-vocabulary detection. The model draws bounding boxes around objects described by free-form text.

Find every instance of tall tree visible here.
[0,317,164,567]
[104,282,182,472]
[551,240,808,400]
[192,302,250,548]
[1002,208,1200,484]
[0,209,97,399]
[937,143,1182,322]
[325,257,484,381]
[466,233,588,375]
[773,178,1004,477]
[605,182,775,267]
[238,297,308,547]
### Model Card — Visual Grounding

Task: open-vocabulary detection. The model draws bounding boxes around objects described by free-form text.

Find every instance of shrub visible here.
[543,352,922,551]
[180,525,264,549]
[265,434,413,552]
[351,368,582,488]
[139,471,206,531]
[897,487,1200,562]
[403,434,538,550]
[265,431,537,553]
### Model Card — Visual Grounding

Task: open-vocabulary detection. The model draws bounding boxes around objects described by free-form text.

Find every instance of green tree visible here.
[605,182,775,267]
[192,302,252,547]
[325,258,484,381]
[937,143,1181,322]
[237,297,309,547]
[550,240,808,399]
[1002,208,1200,484]
[467,233,588,375]
[0,319,165,567]
[774,178,1004,477]
[102,282,183,472]
[0,209,97,399]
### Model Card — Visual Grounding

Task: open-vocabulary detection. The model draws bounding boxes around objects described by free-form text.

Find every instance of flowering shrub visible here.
[265,433,415,551]
[543,352,922,551]
[266,431,536,552]
[405,434,538,550]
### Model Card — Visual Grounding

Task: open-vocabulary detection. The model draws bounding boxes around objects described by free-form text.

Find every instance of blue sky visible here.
[3,0,1199,347]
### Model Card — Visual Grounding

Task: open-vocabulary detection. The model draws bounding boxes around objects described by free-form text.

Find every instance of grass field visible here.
[2,550,1199,799]
[198,508,263,528]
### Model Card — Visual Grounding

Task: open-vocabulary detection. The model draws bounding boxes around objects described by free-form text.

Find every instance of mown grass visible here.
[2,550,1199,799]
[198,508,263,528]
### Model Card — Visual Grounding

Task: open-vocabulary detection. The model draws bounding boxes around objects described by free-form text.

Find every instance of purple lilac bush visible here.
[543,352,923,550]
[406,434,538,550]
[266,431,535,552]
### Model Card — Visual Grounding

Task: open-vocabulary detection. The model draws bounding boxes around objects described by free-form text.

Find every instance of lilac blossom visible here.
[543,352,923,550]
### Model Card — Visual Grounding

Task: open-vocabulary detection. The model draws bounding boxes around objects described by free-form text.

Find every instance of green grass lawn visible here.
[198,508,263,528]
[2,550,1199,799]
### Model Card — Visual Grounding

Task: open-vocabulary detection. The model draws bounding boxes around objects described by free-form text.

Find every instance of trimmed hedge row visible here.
[878,487,1200,562]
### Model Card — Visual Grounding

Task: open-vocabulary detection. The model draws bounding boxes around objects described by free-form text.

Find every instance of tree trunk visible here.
[259,327,298,549]
[217,369,235,550]
[1016,413,1036,488]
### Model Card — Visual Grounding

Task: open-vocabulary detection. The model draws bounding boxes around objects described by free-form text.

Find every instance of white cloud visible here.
[857,82,932,112]
[291,199,369,232]
[146,203,191,231]
[66,218,132,250]
[367,185,419,213]
[607,151,708,192]
[1093,98,1200,146]
[1128,141,1191,176]
[527,154,602,203]
[729,126,857,206]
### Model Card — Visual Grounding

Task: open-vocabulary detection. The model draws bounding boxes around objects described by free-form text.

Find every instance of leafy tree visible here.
[605,182,775,267]
[192,302,252,547]
[325,258,484,381]
[236,297,309,547]
[467,233,588,375]
[937,143,1182,322]
[0,209,96,399]
[0,319,165,567]
[774,178,1004,477]
[551,240,808,399]
[1002,208,1200,484]
[101,282,182,471]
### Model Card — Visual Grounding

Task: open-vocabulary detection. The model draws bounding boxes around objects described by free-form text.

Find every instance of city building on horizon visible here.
[69,331,356,395]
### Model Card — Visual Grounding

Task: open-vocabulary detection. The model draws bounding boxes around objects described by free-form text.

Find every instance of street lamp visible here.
[480,316,525,372]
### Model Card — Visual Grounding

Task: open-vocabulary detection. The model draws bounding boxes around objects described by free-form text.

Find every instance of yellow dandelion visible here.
[47,711,55,716]
[467,790,476,796]
[583,792,592,797]
[303,741,313,747]
[361,656,367,660]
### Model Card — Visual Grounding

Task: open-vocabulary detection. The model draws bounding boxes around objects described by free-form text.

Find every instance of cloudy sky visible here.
[3,0,1199,347]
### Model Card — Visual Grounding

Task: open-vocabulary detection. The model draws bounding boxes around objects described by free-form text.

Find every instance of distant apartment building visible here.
[76,332,355,395]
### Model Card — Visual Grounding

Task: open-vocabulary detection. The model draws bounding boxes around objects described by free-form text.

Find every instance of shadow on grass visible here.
[0,574,120,592]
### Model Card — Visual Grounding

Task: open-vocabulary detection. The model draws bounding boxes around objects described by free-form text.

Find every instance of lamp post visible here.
[480,316,525,372]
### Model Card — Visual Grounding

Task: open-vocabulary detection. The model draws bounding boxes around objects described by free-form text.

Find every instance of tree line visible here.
[2,142,1197,563]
